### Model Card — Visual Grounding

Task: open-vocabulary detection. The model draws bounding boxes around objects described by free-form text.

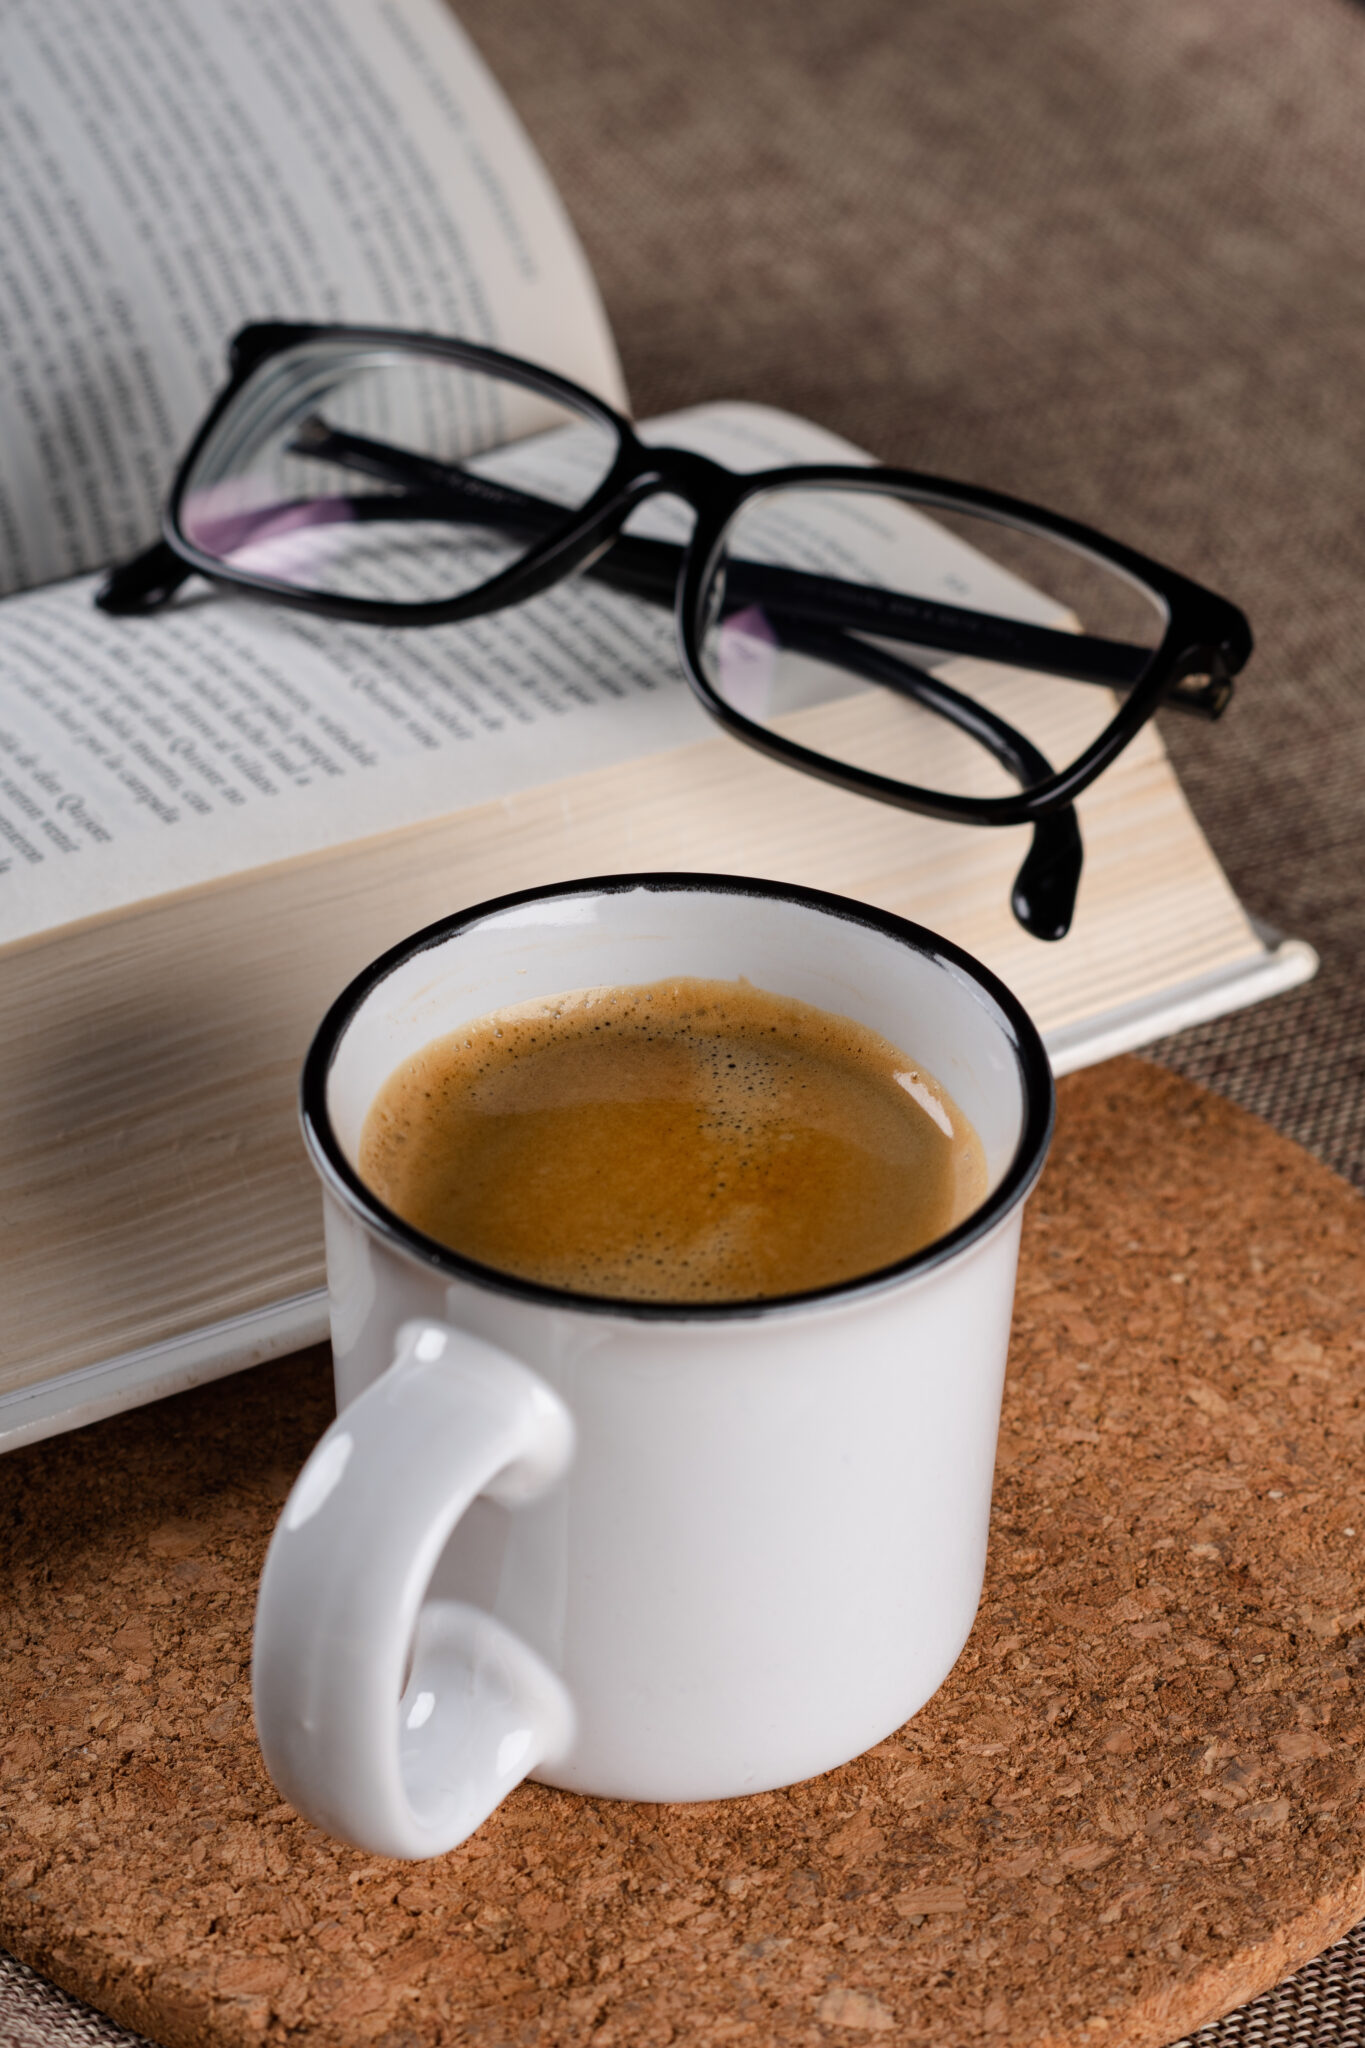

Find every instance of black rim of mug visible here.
[299,872,1057,1322]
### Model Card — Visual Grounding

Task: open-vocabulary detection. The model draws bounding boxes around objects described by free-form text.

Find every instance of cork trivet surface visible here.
[2,1057,1364,2048]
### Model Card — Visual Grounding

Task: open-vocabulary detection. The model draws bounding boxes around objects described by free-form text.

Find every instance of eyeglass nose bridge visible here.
[618,442,745,528]
[559,441,743,616]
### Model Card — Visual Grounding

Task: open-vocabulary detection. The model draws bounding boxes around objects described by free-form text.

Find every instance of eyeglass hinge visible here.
[1166,665,1236,719]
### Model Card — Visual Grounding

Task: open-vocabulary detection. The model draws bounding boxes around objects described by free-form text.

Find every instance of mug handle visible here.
[251,1319,576,1858]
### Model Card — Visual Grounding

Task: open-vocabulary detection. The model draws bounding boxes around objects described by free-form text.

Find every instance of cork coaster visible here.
[2,1056,1364,2048]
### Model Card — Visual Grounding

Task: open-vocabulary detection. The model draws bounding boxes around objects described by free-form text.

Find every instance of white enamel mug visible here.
[252,873,1053,1859]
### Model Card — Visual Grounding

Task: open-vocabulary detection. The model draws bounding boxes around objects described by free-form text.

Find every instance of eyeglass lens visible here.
[698,486,1168,803]
[177,341,620,603]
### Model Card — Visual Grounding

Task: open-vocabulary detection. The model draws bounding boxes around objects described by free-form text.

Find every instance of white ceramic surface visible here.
[252,875,1053,1859]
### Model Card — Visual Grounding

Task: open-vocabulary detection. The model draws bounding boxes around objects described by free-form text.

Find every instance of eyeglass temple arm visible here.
[777,620,1082,941]
[287,419,1229,716]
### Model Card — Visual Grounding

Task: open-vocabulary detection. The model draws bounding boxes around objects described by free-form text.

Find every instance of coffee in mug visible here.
[356,977,987,1303]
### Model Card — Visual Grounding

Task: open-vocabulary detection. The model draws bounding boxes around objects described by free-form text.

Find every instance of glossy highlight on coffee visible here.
[357,977,987,1303]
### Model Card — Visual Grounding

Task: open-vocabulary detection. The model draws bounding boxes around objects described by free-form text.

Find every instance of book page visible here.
[0,564,712,945]
[0,0,624,599]
[0,402,1094,950]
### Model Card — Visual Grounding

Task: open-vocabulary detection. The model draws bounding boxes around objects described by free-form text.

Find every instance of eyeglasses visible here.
[98,322,1252,941]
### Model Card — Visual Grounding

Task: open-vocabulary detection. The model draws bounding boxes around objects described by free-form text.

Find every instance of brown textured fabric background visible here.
[3,0,1361,2040]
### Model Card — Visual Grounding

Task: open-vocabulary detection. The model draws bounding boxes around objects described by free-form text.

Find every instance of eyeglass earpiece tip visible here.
[1011,812,1083,942]
[94,543,191,617]
[1011,895,1073,943]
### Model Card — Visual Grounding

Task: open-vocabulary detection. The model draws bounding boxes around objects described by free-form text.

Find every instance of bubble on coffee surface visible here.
[357,979,988,1303]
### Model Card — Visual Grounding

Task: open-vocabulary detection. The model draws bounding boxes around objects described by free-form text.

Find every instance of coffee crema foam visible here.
[357,977,988,1304]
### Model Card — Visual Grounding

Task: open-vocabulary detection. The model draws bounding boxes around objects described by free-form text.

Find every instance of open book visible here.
[0,0,1314,1450]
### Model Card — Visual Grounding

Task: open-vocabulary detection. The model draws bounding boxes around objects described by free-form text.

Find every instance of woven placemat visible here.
[2,1058,1363,2048]
[0,1954,155,2048]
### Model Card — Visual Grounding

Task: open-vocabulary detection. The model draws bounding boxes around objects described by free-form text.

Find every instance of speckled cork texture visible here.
[2,1057,1363,2048]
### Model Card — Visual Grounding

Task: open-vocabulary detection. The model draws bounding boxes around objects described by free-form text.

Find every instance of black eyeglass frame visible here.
[101,319,1251,843]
